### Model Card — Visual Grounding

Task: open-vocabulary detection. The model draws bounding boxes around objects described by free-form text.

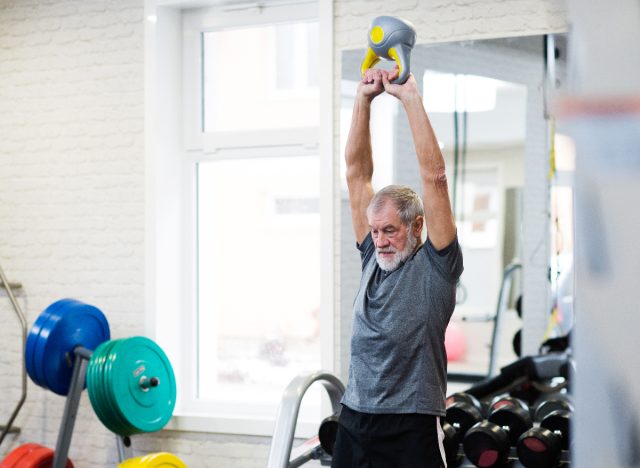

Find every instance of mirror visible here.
[340,35,568,379]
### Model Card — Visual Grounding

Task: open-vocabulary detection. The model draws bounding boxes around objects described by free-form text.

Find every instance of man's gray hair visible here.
[367,185,424,226]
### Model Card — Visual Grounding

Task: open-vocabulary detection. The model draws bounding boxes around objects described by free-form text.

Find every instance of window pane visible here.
[203,22,319,132]
[197,156,321,408]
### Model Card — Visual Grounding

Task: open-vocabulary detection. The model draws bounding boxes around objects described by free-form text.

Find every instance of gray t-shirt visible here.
[341,232,463,416]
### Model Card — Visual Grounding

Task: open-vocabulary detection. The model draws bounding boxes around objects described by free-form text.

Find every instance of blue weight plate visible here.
[39,299,111,395]
[25,299,67,388]
[32,299,81,392]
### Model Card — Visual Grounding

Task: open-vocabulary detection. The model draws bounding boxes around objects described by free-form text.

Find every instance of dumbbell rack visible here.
[455,448,571,467]
[0,262,27,446]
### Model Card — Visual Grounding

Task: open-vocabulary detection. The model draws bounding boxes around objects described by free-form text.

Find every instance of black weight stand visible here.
[52,345,92,468]
[51,344,135,467]
[116,434,133,462]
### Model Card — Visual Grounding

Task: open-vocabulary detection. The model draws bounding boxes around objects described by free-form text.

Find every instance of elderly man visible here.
[332,67,463,468]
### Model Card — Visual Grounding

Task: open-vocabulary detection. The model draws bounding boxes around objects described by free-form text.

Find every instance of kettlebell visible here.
[361,16,416,84]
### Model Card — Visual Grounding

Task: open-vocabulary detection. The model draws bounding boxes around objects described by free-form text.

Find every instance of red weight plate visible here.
[13,447,72,468]
[0,444,43,468]
[13,446,52,468]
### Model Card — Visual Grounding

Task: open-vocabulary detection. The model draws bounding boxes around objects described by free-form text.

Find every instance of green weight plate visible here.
[103,339,136,435]
[89,340,130,435]
[109,337,177,434]
[102,339,134,436]
[87,340,113,432]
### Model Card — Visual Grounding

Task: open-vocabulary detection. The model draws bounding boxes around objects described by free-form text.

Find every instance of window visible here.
[202,21,319,132]
[146,0,332,436]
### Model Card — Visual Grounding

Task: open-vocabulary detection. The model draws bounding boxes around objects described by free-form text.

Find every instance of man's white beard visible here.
[375,232,419,272]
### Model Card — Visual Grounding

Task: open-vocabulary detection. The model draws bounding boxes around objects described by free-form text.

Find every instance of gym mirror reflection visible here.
[340,35,570,380]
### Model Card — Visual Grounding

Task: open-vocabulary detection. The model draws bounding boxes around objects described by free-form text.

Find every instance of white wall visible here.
[0,0,567,466]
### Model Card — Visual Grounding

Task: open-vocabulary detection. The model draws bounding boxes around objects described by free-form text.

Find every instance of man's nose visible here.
[376,233,389,247]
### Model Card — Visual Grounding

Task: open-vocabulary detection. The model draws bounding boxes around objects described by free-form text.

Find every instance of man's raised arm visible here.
[382,72,457,250]
[345,68,386,244]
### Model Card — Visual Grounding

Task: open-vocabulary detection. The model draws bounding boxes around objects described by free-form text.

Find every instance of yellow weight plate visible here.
[118,452,187,468]
[118,458,142,468]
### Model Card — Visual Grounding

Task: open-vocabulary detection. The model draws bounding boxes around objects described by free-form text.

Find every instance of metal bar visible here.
[116,435,133,463]
[488,263,522,376]
[52,347,91,468]
[288,435,328,467]
[0,426,20,434]
[543,34,557,120]
[0,263,27,446]
[74,346,93,360]
[447,372,487,384]
[266,371,345,468]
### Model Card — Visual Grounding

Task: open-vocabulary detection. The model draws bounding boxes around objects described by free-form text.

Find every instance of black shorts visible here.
[331,405,447,468]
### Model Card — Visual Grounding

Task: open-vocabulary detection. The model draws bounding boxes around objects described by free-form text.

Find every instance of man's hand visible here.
[358,68,386,101]
[381,68,421,102]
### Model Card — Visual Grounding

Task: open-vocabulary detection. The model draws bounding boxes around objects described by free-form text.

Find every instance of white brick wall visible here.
[0,0,149,465]
[0,0,567,466]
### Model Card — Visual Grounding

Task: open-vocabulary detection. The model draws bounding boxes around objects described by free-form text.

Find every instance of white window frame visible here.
[144,0,334,436]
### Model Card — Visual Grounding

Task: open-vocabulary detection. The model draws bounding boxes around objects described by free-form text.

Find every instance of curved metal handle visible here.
[0,263,27,446]
[488,263,522,376]
[267,371,345,468]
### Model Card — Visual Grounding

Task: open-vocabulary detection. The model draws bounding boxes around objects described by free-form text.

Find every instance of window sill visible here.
[164,413,319,438]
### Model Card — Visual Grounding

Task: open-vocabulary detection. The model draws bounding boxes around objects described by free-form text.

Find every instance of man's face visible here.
[368,201,420,271]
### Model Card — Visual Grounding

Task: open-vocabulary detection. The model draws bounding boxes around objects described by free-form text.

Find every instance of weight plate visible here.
[12,446,51,468]
[118,452,186,468]
[40,299,110,395]
[117,460,142,468]
[318,415,339,455]
[32,299,83,392]
[446,392,483,413]
[89,340,118,434]
[110,337,176,434]
[25,300,65,388]
[516,427,562,468]
[88,340,132,436]
[462,421,509,468]
[12,445,72,468]
[86,341,103,425]
[103,339,136,435]
[0,443,42,467]
[88,340,108,429]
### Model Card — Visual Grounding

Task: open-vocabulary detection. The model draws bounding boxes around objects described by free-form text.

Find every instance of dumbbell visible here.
[517,409,571,467]
[446,391,481,406]
[442,393,484,467]
[318,414,339,455]
[463,396,532,467]
[532,393,573,423]
[488,395,529,414]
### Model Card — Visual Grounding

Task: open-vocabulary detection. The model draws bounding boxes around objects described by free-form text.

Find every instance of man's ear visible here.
[413,216,424,237]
